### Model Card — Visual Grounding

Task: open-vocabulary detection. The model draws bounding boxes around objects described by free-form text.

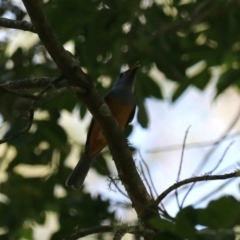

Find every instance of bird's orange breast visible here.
[86,96,134,157]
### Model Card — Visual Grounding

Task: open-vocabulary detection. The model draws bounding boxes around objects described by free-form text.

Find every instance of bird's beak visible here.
[129,61,140,71]
[128,61,140,75]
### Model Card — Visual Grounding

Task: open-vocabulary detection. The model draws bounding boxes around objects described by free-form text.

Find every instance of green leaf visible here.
[216,68,240,97]
[197,228,235,240]
[137,103,148,128]
[138,73,163,99]
[197,196,240,229]
[175,206,197,239]
[150,217,175,232]
[93,154,111,176]
[172,81,190,102]
[35,120,68,149]
[191,68,211,90]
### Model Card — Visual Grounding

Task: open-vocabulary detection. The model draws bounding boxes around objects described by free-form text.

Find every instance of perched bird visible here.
[66,62,139,190]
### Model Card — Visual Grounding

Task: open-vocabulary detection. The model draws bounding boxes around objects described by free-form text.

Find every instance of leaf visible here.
[35,120,68,149]
[197,196,240,229]
[191,68,211,90]
[197,228,235,240]
[172,81,190,102]
[92,154,111,176]
[150,217,175,232]
[175,206,198,239]
[138,73,163,99]
[137,103,148,128]
[216,68,240,97]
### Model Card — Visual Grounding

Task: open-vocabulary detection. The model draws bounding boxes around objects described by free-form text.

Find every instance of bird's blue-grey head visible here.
[112,62,140,92]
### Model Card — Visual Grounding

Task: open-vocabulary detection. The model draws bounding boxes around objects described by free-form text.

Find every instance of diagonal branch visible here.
[21,0,159,227]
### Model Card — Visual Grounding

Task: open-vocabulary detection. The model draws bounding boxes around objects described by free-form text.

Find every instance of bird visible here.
[66,62,139,190]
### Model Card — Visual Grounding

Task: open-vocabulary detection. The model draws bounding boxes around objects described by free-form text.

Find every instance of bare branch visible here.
[180,182,196,209]
[146,131,240,153]
[63,225,155,240]
[108,175,129,198]
[140,154,158,197]
[156,170,240,205]
[0,75,63,144]
[206,141,234,175]
[194,106,240,174]
[140,161,154,198]
[63,225,114,240]
[0,77,67,91]
[0,17,36,33]
[194,178,235,206]
[158,204,174,221]
[175,126,191,209]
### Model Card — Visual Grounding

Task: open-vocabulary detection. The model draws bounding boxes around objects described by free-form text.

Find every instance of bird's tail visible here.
[66,152,95,190]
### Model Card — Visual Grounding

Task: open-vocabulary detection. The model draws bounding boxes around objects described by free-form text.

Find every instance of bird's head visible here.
[113,62,140,91]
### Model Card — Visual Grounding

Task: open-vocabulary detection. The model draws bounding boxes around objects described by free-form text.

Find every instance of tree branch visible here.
[63,225,114,240]
[0,75,63,144]
[21,0,159,227]
[63,225,155,240]
[0,17,35,33]
[0,77,66,91]
[0,86,39,100]
[0,77,69,100]
[194,105,240,174]
[155,170,240,205]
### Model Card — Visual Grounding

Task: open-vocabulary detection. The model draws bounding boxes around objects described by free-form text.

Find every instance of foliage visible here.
[1,0,240,239]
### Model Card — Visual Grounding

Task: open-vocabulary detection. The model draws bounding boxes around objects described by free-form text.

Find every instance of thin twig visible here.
[194,178,235,206]
[180,182,196,209]
[156,170,240,205]
[206,141,234,174]
[139,161,154,198]
[0,104,34,144]
[0,75,64,144]
[175,126,191,209]
[146,131,240,153]
[108,175,129,198]
[193,106,240,175]
[140,153,158,198]
[179,140,234,208]
[157,203,174,221]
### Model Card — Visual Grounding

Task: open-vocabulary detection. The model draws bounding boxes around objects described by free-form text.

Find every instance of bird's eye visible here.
[119,73,123,77]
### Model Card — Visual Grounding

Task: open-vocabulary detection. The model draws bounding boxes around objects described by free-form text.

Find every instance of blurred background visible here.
[1,0,240,239]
